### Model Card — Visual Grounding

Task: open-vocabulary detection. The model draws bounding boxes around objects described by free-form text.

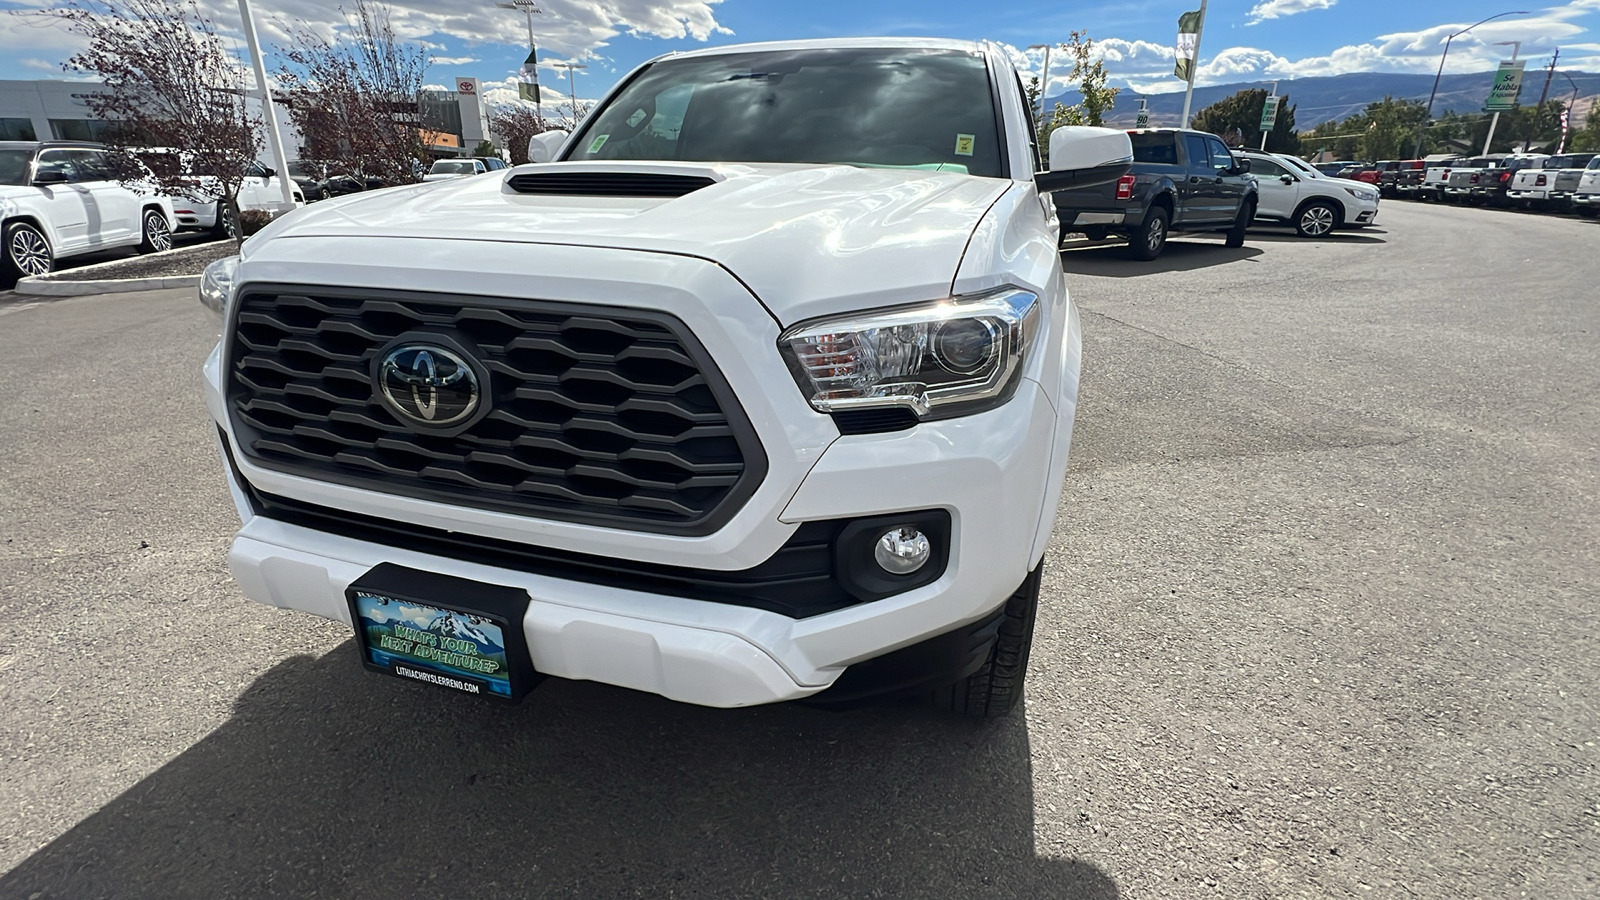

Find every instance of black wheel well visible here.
[139,203,170,224]
[1148,191,1174,215]
[3,215,49,237]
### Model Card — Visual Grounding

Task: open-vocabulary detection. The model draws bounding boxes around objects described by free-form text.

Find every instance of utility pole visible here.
[1534,49,1558,124]
[237,0,296,210]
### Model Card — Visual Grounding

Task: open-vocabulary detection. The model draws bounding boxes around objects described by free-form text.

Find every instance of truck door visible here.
[1205,136,1247,217]
[1181,133,1223,224]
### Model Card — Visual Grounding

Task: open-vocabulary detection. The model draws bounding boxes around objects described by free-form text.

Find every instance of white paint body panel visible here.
[206,40,1086,708]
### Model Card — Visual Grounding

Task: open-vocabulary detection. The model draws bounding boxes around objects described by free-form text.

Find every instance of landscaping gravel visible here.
[33,236,237,282]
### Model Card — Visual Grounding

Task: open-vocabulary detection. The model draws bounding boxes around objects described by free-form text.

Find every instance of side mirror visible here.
[1232,158,1253,174]
[527,130,570,164]
[33,169,69,185]
[1037,126,1134,193]
[1279,174,1295,185]
[261,167,276,180]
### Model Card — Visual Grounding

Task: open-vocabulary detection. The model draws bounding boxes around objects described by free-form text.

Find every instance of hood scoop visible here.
[506,168,720,198]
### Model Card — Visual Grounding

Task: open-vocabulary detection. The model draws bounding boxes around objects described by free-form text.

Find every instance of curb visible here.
[13,274,202,297]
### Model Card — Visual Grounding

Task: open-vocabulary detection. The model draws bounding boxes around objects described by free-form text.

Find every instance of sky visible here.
[2,0,1598,113]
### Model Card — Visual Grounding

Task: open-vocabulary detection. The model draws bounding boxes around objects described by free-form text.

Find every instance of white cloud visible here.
[1247,0,1336,26]
[432,56,479,66]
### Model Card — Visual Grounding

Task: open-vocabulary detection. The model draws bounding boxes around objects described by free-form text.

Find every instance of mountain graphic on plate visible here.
[424,612,499,651]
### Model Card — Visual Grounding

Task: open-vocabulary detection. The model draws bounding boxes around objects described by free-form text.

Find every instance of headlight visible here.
[198,255,239,320]
[777,287,1039,420]
[1344,187,1377,202]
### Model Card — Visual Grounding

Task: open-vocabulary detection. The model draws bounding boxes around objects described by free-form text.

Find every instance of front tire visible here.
[1127,207,1169,261]
[4,221,54,278]
[138,209,172,254]
[933,563,1041,718]
[1225,199,1254,248]
[1295,201,1339,238]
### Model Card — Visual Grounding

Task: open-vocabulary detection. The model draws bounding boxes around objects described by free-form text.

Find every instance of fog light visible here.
[874,527,931,575]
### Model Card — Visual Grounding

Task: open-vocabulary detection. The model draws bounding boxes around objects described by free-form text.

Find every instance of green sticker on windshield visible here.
[954,134,975,157]
[587,134,609,154]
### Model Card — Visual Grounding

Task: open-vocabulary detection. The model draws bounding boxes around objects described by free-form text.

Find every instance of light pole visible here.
[552,62,587,123]
[237,0,296,210]
[1413,10,1530,158]
[495,1,543,126]
[1027,43,1053,125]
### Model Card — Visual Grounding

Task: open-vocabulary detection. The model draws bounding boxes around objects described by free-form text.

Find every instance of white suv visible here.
[199,39,1135,717]
[1,141,175,278]
[1238,150,1380,237]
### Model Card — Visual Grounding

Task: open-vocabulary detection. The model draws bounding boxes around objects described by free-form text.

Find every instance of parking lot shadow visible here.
[0,645,1118,900]
[1063,241,1263,277]
[1243,229,1388,244]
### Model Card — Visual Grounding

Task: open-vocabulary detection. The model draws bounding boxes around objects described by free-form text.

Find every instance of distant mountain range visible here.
[1044,70,1600,129]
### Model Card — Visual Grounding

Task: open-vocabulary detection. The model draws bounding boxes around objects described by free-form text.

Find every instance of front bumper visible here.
[204,237,1079,708]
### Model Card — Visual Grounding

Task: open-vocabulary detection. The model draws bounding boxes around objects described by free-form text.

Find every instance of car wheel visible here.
[933,563,1041,718]
[1225,199,1254,248]
[4,221,54,278]
[138,210,172,254]
[1127,207,1169,261]
[1295,201,1339,238]
[210,209,238,241]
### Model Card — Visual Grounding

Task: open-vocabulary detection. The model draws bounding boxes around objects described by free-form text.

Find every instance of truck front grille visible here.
[225,284,765,534]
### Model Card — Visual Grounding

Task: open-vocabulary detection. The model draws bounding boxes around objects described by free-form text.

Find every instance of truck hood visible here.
[255,161,1012,325]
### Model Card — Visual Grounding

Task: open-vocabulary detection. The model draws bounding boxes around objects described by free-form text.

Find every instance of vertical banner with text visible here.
[1483,61,1526,112]
[1175,9,1203,82]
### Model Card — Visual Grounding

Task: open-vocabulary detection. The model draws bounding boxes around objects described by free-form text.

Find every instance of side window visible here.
[66,149,112,181]
[246,161,267,178]
[1014,74,1041,173]
[1252,159,1289,178]
[1182,134,1210,171]
[1205,138,1235,173]
[34,150,79,183]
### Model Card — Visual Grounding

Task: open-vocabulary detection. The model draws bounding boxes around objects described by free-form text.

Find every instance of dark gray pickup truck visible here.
[1053,128,1257,260]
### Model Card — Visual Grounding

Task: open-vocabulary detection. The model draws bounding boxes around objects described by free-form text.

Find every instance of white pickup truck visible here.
[1420,157,1463,202]
[1507,153,1598,209]
[197,39,1134,717]
[1575,156,1600,217]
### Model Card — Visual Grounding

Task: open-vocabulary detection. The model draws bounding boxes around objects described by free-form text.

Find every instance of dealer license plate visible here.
[353,592,514,698]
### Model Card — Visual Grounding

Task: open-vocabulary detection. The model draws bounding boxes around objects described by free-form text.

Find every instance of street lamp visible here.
[1027,43,1053,124]
[552,62,587,122]
[1413,10,1530,158]
[495,1,543,125]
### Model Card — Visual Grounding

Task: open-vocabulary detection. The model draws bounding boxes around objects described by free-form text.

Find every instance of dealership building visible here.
[1,77,493,158]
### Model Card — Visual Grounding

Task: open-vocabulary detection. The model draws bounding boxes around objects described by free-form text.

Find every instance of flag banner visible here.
[518,50,540,104]
[1175,9,1203,82]
[1558,105,1571,154]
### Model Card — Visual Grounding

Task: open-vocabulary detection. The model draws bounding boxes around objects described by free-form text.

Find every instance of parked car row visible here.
[1367,152,1599,216]
[1054,128,1381,260]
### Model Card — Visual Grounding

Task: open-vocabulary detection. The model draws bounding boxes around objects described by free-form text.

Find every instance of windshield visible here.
[565,48,1004,178]
[0,148,35,185]
[430,160,477,174]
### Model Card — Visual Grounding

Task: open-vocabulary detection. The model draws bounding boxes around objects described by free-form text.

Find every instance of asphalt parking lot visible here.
[1,201,1596,898]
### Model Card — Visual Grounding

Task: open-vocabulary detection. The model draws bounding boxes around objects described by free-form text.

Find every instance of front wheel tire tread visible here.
[933,563,1042,718]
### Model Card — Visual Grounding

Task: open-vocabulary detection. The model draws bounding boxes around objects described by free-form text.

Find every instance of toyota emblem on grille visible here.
[377,344,480,426]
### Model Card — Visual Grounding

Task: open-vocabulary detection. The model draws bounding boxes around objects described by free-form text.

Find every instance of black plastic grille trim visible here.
[225,284,766,535]
[241,482,863,620]
[506,172,718,197]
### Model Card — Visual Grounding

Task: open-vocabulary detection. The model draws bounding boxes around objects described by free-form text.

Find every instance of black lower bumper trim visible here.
[802,606,1004,710]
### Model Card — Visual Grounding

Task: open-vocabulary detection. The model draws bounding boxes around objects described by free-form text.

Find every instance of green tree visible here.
[1357,96,1428,160]
[472,139,496,158]
[1569,108,1600,153]
[1191,89,1299,154]
[1036,32,1120,164]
